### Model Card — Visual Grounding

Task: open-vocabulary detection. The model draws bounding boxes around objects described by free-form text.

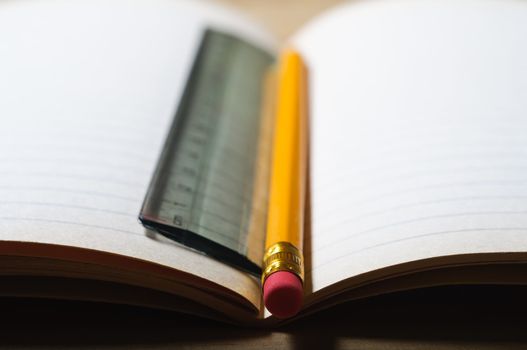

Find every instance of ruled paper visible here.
[295,0,527,292]
[0,0,276,307]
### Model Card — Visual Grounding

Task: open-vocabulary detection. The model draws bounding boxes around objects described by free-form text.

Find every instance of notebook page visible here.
[294,0,527,293]
[0,0,275,307]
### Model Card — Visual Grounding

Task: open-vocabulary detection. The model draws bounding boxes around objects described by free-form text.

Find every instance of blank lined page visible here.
[295,0,527,292]
[0,0,275,307]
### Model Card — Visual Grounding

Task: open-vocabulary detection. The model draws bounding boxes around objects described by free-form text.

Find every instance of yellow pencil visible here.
[262,50,308,319]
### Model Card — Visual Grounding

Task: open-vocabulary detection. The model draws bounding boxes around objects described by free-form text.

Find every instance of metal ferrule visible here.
[261,241,304,285]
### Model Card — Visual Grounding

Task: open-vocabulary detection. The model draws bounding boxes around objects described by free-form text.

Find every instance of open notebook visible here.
[1,0,527,325]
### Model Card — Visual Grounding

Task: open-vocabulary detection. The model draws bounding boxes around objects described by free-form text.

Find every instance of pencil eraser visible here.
[263,271,303,319]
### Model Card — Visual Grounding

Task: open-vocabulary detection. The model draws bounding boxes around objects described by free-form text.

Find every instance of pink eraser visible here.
[263,271,303,319]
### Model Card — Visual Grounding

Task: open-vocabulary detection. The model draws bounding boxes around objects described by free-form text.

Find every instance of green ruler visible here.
[140,29,275,275]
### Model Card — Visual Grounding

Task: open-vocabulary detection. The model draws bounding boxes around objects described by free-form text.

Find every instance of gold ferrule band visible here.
[262,241,304,285]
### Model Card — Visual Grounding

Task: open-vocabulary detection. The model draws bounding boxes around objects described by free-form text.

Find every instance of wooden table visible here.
[217,0,345,41]
[3,285,527,349]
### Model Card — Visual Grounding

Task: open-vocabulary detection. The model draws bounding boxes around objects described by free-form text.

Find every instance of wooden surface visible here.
[216,0,346,41]
[3,285,527,349]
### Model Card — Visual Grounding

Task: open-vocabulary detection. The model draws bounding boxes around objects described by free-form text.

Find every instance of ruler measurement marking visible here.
[161,184,265,218]
[167,162,252,189]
